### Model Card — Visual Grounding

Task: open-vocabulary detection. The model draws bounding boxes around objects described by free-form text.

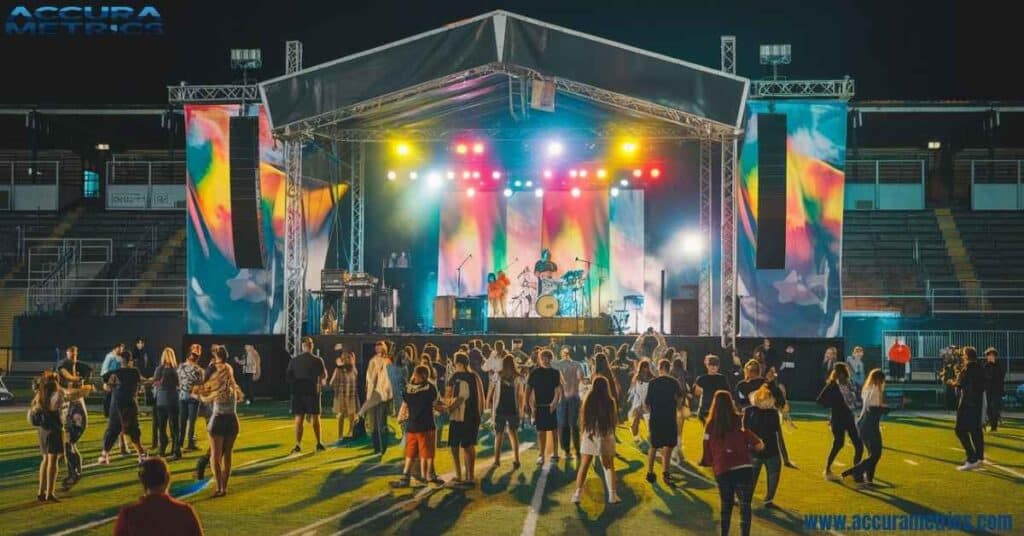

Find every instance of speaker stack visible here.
[228,115,265,269]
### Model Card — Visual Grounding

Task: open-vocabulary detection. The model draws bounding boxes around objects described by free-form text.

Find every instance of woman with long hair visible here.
[669,356,690,463]
[701,390,764,536]
[843,368,886,486]
[193,346,244,497]
[31,371,64,502]
[743,385,783,507]
[571,376,620,504]
[592,353,621,408]
[816,362,863,481]
[330,351,359,444]
[152,348,181,459]
[628,359,654,443]
[488,355,523,469]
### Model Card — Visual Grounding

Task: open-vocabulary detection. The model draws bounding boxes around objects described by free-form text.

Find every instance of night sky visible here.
[0,0,1017,106]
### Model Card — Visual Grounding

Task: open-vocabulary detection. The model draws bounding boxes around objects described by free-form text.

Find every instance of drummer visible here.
[534,249,558,279]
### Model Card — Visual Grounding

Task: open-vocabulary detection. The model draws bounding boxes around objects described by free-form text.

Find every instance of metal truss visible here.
[720,134,738,350]
[349,142,366,273]
[720,36,736,74]
[167,84,259,104]
[751,78,855,100]
[316,125,699,142]
[698,138,713,336]
[274,63,735,140]
[283,40,305,356]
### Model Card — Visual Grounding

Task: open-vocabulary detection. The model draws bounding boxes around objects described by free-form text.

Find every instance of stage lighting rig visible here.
[759,44,791,80]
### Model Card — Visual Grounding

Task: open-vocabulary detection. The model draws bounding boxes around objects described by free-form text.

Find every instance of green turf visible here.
[0,402,1020,535]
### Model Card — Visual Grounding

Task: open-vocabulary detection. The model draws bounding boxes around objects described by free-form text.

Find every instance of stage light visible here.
[503,188,513,197]
[472,142,485,155]
[462,171,471,180]
[680,231,703,258]
[525,180,534,187]
[569,169,578,178]
[620,140,638,155]
[467,187,477,198]
[620,179,629,187]
[632,169,643,178]
[546,141,564,157]
[455,143,469,155]
[579,169,588,178]
[386,170,397,181]
[650,168,661,178]
[596,168,607,179]
[446,170,456,180]
[427,172,442,189]
[543,169,553,179]
[471,171,481,179]
[514,180,523,187]
[409,171,418,180]
[492,171,502,180]
[571,187,581,198]
[611,187,620,197]
[395,143,411,157]
[534,187,544,198]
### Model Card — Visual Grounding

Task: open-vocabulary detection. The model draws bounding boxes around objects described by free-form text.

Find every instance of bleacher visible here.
[953,210,1024,310]
[842,210,954,314]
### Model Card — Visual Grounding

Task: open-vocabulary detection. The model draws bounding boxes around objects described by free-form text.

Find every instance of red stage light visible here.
[571,187,581,198]
[472,142,485,155]
[543,169,553,179]
[569,169,578,178]
[472,171,481,179]
[650,168,661,178]
[632,169,643,178]
[579,169,588,178]
[455,143,468,155]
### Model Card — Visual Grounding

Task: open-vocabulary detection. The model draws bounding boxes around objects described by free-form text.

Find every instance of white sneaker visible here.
[956,461,981,471]
[571,489,581,503]
[823,471,841,481]
[608,492,621,504]
[97,453,110,465]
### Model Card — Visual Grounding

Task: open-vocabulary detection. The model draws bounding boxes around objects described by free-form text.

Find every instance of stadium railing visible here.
[879,329,1024,382]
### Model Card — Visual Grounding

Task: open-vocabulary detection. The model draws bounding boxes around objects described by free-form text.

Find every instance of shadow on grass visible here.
[861,488,1005,536]
[274,457,383,514]
[234,443,279,453]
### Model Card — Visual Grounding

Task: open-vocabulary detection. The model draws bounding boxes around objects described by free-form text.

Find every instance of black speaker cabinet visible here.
[229,115,265,269]
[454,297,488,334]
[756,113,787,270]
[670,298,698,336]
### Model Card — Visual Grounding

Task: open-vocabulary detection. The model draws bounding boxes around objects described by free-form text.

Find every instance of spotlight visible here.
[596,168,607,179]
[409,171,419,180]
[446,170,456,180]
[650,168,661,178]
[534,187,544,198]
[569,169,578,178]
[611,187,620,197]
[492,171,502,180]
[395,143,411,157]
[462,171,471,180]
[543,169,553,179]
[386,170,397,181]
[620,140,638,155]
[467,187,477,198]
[632,169,643,178]
[472,142,485,155]
[514,180,523,187]
[546,141,564,157]
[579,169,588,178]
[428,173,442,189]
[455,143,468,155]
[472,171,481,179]
[680,231,703,258]
[928,140,941,150]
[620,179,629,187]
[571,187,581,198]
[525,180,534,187]
[503,188,513,197]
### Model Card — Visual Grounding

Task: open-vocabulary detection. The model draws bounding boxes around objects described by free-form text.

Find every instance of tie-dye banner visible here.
[736,100,846,337]
[185,104,345,334]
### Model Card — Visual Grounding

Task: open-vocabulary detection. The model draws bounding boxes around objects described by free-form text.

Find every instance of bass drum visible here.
[536,295,560,317]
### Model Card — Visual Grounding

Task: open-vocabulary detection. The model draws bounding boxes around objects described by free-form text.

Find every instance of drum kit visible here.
[509,266,588,318]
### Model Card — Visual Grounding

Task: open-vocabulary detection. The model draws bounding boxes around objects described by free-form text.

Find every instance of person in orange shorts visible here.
[391,365,445,487]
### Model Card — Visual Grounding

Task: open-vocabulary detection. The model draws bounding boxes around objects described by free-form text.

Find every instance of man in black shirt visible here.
[954,346,986,469]
[57,345,91,488]
[693,354,729,421]
[526,349,562,464]
[286,337,328,453]
[762,338,782,375]
[735,360,786,409]
[983,347,1006,431]
[645,359,684,485]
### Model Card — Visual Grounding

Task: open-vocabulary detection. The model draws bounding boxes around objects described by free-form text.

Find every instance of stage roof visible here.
[259,11,748,139]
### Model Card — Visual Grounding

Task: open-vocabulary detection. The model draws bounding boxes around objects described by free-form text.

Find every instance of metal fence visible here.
[880,330,1024,380]
[24,278,185,315]
[0,161,61,210]
[970,159,1024,210]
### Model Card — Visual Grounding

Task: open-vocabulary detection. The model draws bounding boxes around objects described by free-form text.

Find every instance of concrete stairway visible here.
[120,227,186,310]
[935,208,986,310]
[0,205,86,286]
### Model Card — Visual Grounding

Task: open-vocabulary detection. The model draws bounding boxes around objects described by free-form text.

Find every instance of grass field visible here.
[0,401,1020,535]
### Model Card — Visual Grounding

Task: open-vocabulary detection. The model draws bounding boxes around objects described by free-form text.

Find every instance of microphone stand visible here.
[456,253,472,298]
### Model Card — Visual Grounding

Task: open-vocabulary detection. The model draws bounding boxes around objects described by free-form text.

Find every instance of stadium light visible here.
[569,169,578,178]
[462,171,471,180]
[620,140,638,155]
[579,169,588,178]
[446,170,456,180]
[395,143,411,157]
[230,48,263,71]
[95,143,110,151]
[928,140,941,150]
[514,180,523,187]
[525,180,534,187]
[471,171,481,179]
[543,169,554,179]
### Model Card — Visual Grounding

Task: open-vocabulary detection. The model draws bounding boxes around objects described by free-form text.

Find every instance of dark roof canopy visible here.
[259,11,748,139]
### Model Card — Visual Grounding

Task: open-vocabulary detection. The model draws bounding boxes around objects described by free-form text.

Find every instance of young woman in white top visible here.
[572,376,621,504]
[628,359,654,444]
[842,368,886,487]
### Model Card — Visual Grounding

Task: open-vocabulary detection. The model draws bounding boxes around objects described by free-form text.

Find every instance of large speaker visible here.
[454,297,488,334]
[669,298,698,336]
[343,296,372,333]
[433,296,455,330]
[229,115,265,269]
[756,113,787,269]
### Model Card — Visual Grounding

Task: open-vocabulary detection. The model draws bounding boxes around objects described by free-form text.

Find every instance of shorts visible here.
[291,392,321,415]
[556,396,581,429]
[38,426,63,455]
[494,414,520,433]
[648,418,679,449]
[405,430,436,459]
[448,420,480,448]
[534,405,557,431]
[208,414,239,439]
[580,431,616,457]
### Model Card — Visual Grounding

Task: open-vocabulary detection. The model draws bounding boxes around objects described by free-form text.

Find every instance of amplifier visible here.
[322,269,347,292]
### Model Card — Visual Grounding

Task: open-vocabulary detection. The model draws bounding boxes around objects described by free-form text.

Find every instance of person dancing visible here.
[571,376,621,504]
[701,390,764,536]
[330,351,359,444]
[30,371,65,502]
[100,351,147,465]
[953,346,986,470]
[843,368,887,486]
[487,271,511,317]
[816,362,863,482]
[192,349,244,497]
[56,346,93,490]
[152,348,181,460]
[488,355,524,469]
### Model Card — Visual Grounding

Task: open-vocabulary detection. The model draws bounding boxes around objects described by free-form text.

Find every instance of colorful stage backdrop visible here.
[736,101,846,337]
[185,104,343,334]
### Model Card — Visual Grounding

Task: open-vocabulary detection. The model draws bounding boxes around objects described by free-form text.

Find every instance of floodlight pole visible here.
[284,40,305,356]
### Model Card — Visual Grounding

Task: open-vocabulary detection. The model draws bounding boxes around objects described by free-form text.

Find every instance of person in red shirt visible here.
[701,390,764,536]
[114,457,203,536]
[888,339,911,383]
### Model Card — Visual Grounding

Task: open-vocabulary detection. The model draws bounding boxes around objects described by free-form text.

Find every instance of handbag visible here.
[27,406,46,427]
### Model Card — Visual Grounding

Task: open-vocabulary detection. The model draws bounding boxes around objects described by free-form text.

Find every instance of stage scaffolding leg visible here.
[349,142,365,273]
[698,138,713,336]
[720,135,738,350]
[284,40,305,356]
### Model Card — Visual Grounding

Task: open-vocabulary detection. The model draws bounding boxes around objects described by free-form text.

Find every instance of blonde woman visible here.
[843,368,887,486]
[152,348,181,459]
[192,347,244,497]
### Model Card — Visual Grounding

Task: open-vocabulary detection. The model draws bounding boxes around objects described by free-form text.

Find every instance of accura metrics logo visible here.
[5,5,164,36]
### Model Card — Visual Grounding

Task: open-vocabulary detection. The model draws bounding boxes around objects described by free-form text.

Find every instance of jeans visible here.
[826,417,863,472]
[367,402,390,455]
[103,400,141,452]
[986,393,1003,430]
[178,398,200,447]
[848,407,884,481]
[751,455,781,502]
[154,404,181,454]
[716,467,753,536]
[557,395,581,456]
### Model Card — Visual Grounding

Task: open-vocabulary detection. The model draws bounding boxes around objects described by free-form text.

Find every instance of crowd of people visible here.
[24,333,1012,536]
